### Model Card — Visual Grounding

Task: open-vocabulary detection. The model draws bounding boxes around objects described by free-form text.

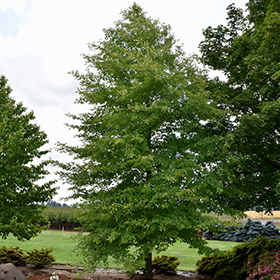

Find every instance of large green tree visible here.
[199,0,280,212]
[0,75,56,240]
[57,4,239,278]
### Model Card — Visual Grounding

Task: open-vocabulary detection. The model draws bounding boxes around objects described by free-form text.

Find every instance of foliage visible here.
[22,271,33,279]
[0,246,27,266]
[0,75,56,240]
[43,207,81,225]
[196,236,280,280]
[71,271,88,280]
[152,255,180,275]
[55,3,242,278]
[25,247,56,267]
[0,245,56,267]
[46,201,68,207]
[204,219,280,242]
[199,0,280,212]
[248,249,280,280]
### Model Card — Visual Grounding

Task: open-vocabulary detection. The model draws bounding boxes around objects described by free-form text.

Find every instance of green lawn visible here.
[0,231,238,271]
[161,240,237,271]
[0,231,82,266]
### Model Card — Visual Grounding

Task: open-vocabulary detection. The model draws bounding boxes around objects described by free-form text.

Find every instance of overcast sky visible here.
[0,0,246,203]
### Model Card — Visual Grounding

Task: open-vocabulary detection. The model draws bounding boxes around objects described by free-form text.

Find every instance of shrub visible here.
[25,247,56,267]
[195,253,231,280]
[152,255,180,275]
[248,249,280,280]
[0,246,27,266]
[196,236,280,280]
[204,219,280,242]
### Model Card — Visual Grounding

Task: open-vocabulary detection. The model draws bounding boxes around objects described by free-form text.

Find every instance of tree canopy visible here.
[57,3,241,278]
[0,75,56,240]
[199,0,280,212]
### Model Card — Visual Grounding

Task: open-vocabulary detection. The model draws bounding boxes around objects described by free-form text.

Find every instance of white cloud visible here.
[0,0,32,27]
[0,0,26,14]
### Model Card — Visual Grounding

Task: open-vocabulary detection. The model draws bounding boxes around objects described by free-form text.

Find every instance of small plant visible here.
[71,271,87,280]
[0,246,27,266]
[22,271,33,279]
[247,249,280,280]
[25,247,56,268]
[50,272,59,280]
[152,255,180,275]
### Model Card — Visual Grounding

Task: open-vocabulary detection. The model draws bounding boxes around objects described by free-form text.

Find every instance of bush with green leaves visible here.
[196,236,280,280]
[0,246,27,266]
[152,255,180,275]
[25,247,55,268]
[0,246,56,267]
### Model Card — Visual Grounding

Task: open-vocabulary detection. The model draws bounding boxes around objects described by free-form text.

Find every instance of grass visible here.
[0,231,82,266]
[0,231,238,271]
[158,240,237,271]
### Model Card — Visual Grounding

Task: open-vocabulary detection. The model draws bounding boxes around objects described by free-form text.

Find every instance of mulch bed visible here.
[17,265,206,280]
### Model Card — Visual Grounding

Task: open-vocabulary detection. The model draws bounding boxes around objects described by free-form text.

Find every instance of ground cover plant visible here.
[0,231,237,271]
[247,249,280,280]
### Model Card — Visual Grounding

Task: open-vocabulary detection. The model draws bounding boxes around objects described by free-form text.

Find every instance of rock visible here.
[0,263,27,280]
[50,265,80,273]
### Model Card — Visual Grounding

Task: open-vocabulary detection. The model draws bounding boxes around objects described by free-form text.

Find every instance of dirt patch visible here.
[17,265,206,280]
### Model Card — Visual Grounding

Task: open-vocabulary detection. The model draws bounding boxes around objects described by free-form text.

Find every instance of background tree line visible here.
[43,206,81,228]
[44,201,68,208]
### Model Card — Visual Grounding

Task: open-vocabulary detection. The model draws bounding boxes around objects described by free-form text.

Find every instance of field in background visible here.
[0,231,237,271]
[2,212,278,271]
[245,211,280,219]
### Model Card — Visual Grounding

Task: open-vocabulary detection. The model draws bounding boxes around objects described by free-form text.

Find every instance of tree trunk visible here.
[143,252,153,279]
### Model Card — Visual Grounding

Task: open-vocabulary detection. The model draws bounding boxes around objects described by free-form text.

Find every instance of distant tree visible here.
[56,3,240,278]
[199,0,280,212]
[0,75,56,240]
[47,201,62,207]
[43,207,81,225]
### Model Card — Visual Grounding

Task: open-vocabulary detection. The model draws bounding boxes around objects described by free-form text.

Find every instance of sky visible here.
[0,0,247,203]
